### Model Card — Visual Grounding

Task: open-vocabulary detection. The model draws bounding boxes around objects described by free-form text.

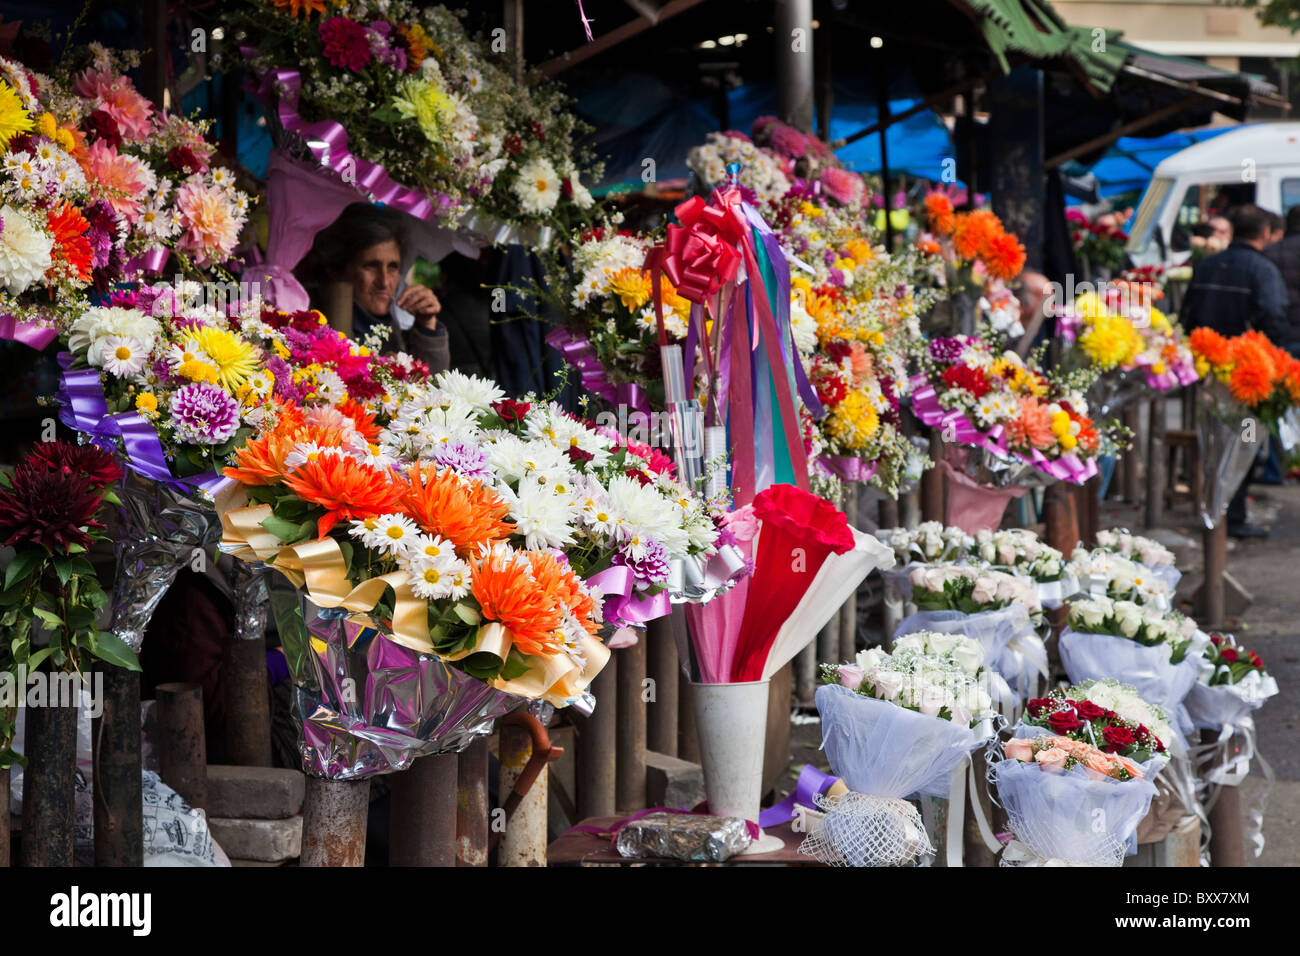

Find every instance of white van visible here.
[1124,122,1300,268]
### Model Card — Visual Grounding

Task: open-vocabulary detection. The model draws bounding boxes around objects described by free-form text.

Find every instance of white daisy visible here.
[97,335,149,379]
[286,442,344,469]
[368,513,420,557]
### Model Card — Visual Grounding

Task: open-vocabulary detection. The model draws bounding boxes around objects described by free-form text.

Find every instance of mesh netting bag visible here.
[994,756,1159,867]
[799,792,933,867]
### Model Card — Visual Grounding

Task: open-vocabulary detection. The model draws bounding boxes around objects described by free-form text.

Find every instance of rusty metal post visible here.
[0,767,7,866]
[1200,522,1227,627]
[499,722,548,866]
[1145,397,1166,528]
[677,676,700,763]
[880,496,903,640]
[615,638,647,811]
[94,665,143,866]
[155,682,207,811]
[1202,729,1245,866]
[575,654,617,818]
[225,637,272,767]
[455,737,489,866]
[323,281,354,336]
[301,776,370,866]
[1122,405,1141,504]
[646,613,680,757]
[388,753,458,866]
[794,644,817,706]
[1043,482,1079,557]
[763,663,793,796]
[922,431,945,522]
[19,679,77,866]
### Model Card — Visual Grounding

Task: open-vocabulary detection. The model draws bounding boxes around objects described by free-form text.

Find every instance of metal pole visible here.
[923,431,945,523]
[388,753,458,866]
[499,723,548,866]
[794,644,818,706]
[776,0,815,133]
[300,776,370,867]
[615,639,647,811]
[1145,397,1166,528]
[456,737,490,866]
[877,74,895,251]
[225,636,271,767]
[1201,522,1227,627]
[1122,405,1141,504]
[19,677,77,866]
[155,682,208,811]
[646,614,679,757]
[575,655,617,818]
[880,497,903,640]
[93,665,143,866]
[677,676,700,763]
[1203,729,1245,866]
[839,484,858,662]
[900,489,920,529]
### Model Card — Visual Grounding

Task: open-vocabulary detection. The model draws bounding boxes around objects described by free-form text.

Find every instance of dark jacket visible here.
[1263,233,1300,344]
[1181,241,1290,346]
[352,302,450,374]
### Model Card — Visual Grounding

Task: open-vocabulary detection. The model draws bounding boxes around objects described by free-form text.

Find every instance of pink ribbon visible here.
[813,455,878,483]
[0,312,57,351]
[586,565,671,627]
[545,327,650,414]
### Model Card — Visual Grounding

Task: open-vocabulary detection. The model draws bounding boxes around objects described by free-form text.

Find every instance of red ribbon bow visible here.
[649,191,746,305]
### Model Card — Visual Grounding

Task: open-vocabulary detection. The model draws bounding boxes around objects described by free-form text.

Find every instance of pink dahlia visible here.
[820,167,863,205]
[76,68,155,142]
[770,123,809,159]
[82,140,149,223]
[170,383,240,445]
[174,180,241,267]
[319,17,372,72]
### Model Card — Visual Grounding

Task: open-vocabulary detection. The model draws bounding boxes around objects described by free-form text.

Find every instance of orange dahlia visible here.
[1006,397,1056,451]
[270,0,328,16]
[1189,327,1231,369]
[223,430,299,486]
[951,209,1000,262]
[981,229,1026,281]
[283,455,404,538]
[46,203,94,283]
[471,550,565,657]
[1227,337,1276,406]
[399,465,514,556]
[337,397,381,441]
[924,192,956,236]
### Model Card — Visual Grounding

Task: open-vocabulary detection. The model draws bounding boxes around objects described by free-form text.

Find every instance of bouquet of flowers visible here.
[918,192,1026,334]
[1064,596,1196,663]
[909,564,1042,621]
[995,680,1166,866]
[229,1,594,237]
[1093,527,1180,591]
[1064,547,1174,610]
[804,647,997,866]
[1066,208,1127,273]
[877,522,973,566]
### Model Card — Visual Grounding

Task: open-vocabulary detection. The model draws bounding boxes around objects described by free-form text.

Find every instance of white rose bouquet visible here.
[1065,596,1196,664]
[1066,547,1172,609]
[910,564,1042,620]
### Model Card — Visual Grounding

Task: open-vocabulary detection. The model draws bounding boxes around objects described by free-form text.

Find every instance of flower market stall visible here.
[0,0,1291,887]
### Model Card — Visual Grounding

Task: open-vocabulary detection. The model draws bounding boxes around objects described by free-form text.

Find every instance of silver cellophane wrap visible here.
[269,578,523,780]
[1087,369,1148,420]
[229,561,272,642]
[110,476,224,653]
[1197,379,1260,529]
[615,812,752,862]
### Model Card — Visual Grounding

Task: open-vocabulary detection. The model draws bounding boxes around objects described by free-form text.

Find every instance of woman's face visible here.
[343,239,402,316]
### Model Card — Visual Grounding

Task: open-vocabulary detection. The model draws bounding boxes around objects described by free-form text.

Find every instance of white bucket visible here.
[688,679,784,855]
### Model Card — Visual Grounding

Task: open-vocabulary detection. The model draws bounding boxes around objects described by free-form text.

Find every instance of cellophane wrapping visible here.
[614,812,752,862]
[1197,380,1259,529]
[269,580,522,780]
[895,606,1045,701]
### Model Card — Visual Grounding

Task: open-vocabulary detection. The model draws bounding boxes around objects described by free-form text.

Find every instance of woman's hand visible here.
[399,284,442,328]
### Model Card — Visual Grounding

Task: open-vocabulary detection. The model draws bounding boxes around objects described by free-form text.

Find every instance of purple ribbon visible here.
[586,565,671,627]
[0,313,57,351]
[124,247,170,278]
[758,764,840,828]
[910,373,1097,485]
[244,56,454,223]
[546,327,651,414]
[813,455,878,483]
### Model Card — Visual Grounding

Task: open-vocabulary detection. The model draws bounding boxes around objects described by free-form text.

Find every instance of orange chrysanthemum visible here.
[982,229,1026,281]
[527,551,599,635]
[471,550,565,657]
[399,465,514,556]
[337,397,381,441]
[924,192,956,236]
[1227,338,1277,406]
[1006,397,1056,451]
[269,0,328,16]
[283,456,404,538]
[951,209,1000,262]
[1283,356,1300,403]
[46,203,93,283]
[223,430,299,486]
[916,236,942,256]
[1189,327,1231,369]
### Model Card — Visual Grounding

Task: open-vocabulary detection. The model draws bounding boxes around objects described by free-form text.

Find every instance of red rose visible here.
[1209,634,1222,646]
[1025,698,1053,718]
[1076,701,1105,721]
[491,398,531,423]
[1103,709,1117,721]
[1250,653,1264,669]
[504,134,523,156]
[941,363,991,399]
[561,177,573,198]
[1220,647,1239,663]
[167,145,205,175]
[1102,726,1136,748]
[85,109,122,148]
[1047,710,1084,734]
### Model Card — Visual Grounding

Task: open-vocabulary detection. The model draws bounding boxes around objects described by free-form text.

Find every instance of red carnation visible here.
[941,363,992,398]
[1220,647,1239,663]
[85,109,123,148]
[1209,634,1222,646]
[1025,697,1053,718]
[1075,701,1105,721]
[565,445,593,465]
[491,398,531,423]
[824,341,852,364]
[167,145,206,175]
[1047,710,1084,734]
[319,17,373,72]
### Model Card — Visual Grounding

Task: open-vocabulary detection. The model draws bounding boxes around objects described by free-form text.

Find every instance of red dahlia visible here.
[0,465,106,552]
[26,440,122,489]
[941,363,991,398]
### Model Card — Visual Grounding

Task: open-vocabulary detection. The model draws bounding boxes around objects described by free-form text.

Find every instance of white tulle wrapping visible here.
[1146,563,1181,593]
[1058,628,1199,750]
[895,607,1047,701]
[816,683,988,798]
[1184,672,1278,734]
[993,758,1159,866]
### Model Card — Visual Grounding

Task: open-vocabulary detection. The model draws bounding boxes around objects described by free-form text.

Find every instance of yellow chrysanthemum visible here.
[135,392,159,419]
[184,326,259,391]
[36,112,58,140]
[1079,313,1143,370]
[1149,308,1171,335]
[607,267,652,311]
[178,359,220,384]
[0,82,33,151]
[393,76,457,144]
[846,239,873,263]
[827,391,879,449]
[1073,291,1109,321]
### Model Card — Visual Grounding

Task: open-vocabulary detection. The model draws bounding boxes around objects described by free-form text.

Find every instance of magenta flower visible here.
[319,17,372,72]
[169,383,240,445]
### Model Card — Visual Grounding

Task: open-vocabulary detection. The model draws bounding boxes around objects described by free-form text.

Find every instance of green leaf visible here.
[452,603,482,627]
[458,651,504,681]
[260,514,305,542]
[25,648,52,671]
[499,648,533,682]
[32,607,63,629]
[88,631,142,671]
[4,547,44,591]
[338,539,354,574]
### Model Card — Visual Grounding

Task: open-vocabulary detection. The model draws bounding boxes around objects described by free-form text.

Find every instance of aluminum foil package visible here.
[270,581,522,780]
[615,812,752,862]
[1198,380,1259,529]
[111,476,224,652]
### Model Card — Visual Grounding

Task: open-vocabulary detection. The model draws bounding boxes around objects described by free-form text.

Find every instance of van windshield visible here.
[1126,177,1173,254]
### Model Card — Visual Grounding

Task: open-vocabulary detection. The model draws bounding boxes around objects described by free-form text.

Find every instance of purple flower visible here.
[430,440,493,482]
[266,356,306,404]
[169,383,240,446]
[614,538,671,587]
[928,336,966,363]
[827,268,845,287]
[823,249,838,266]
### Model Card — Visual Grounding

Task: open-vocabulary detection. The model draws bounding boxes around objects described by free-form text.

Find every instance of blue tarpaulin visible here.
[1067,128,1232,200]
